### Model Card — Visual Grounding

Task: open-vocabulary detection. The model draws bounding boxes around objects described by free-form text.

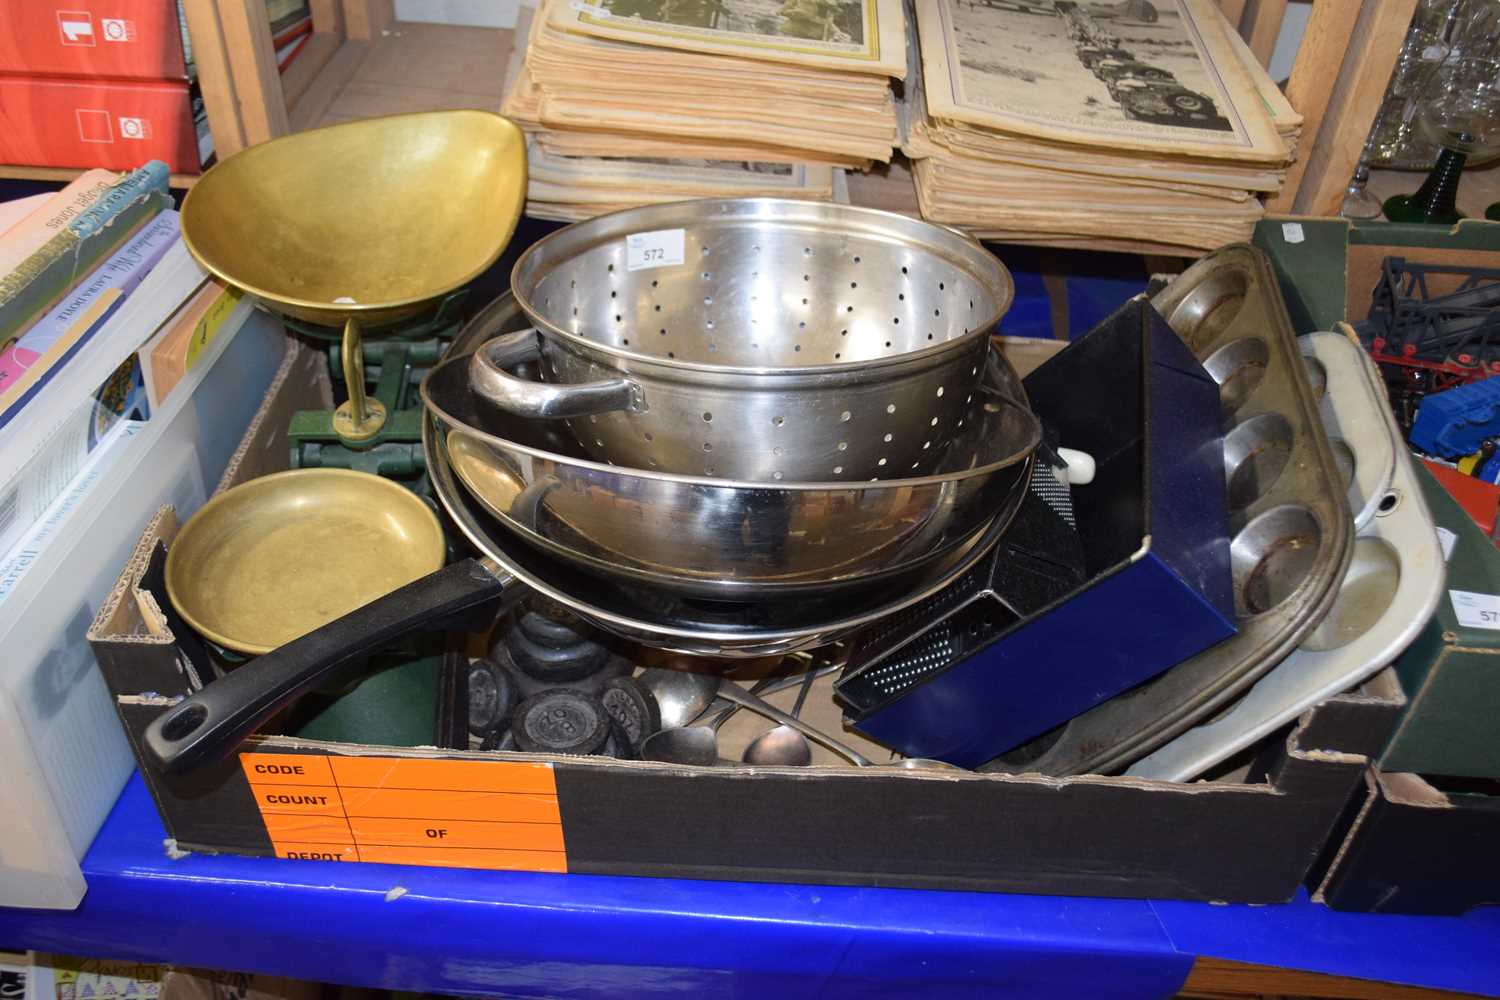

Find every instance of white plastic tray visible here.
[0,303,283,908]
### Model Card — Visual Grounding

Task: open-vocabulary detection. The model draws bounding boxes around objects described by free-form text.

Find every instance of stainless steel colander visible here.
[469,199,1016,482]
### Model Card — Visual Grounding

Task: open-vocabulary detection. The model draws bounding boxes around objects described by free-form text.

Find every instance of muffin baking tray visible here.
[984,244,1355,776]
[1127,330,1444,782]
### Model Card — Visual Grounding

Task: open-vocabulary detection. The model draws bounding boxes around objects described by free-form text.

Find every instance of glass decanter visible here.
[1383,55,1500,223]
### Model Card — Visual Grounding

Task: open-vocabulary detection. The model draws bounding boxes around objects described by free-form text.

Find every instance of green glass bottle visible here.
[1384,145,1469,224]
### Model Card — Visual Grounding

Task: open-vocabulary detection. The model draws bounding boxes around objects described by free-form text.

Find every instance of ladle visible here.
[742,668,817,766]
[638,667,871,766]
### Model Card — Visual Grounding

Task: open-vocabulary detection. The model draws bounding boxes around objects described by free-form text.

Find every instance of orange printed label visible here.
[338,786,562,825]
[330,756,557,794]
[274,842,360,861]
[355,845,568,872]
[254,785,346,816]
[240,753,567,873]
[241,753,336,785]
[347,817,566,852]
[262,813,361,843]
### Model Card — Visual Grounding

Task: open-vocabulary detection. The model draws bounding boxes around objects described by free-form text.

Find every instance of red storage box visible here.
[0,75,206,172]
[0,1,189,81]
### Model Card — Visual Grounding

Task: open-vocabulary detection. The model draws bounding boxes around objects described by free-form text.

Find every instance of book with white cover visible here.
[0,238,206,570]
[0,421,144,600]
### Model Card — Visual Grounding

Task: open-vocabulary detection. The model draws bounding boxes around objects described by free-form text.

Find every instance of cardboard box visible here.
[85,329,1407,903]
[1254,217,1500,334]
[19,951,324,1000]
[1311,767,1500,916]
[1379,462,1500,779]
[1295,469,1496,913]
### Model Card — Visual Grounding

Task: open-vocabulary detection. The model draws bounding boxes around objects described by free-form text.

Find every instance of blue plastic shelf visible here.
[1,774,1498,999]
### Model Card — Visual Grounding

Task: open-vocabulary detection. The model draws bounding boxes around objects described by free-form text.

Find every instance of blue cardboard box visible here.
[837,298,1236,768]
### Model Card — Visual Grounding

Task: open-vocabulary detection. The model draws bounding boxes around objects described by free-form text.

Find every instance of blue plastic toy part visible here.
[1410,375,1500,458]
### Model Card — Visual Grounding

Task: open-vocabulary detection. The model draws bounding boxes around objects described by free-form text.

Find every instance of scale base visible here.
[288,332,454,491]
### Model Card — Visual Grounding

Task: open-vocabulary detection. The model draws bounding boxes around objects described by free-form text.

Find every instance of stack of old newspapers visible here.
[901,0,1299,252]
[503,0,905,219]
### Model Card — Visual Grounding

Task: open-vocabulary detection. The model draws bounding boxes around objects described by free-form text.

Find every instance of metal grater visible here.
[1032,461,1076,528]
[836,460,1086,711]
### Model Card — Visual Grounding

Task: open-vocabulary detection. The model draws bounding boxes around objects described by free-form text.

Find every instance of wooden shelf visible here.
[0,164,198,189]
[287,22,511,132]
[1181,955,1486,999]
[177,1,511,160]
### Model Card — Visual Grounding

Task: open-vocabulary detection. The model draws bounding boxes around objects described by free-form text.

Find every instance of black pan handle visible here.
[144,558,518,774]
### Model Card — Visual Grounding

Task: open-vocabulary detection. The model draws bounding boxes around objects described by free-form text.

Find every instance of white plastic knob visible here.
[1057,447,1096,486]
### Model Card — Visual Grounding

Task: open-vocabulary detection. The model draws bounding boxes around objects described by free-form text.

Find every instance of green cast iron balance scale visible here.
[178,109,527,749]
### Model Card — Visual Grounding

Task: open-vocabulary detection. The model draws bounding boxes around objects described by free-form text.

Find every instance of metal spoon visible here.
[641,663,720,730]
[639,678,772,766]
[640,725,721,766]
[638,667,872,767]
[742,668,817,766]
